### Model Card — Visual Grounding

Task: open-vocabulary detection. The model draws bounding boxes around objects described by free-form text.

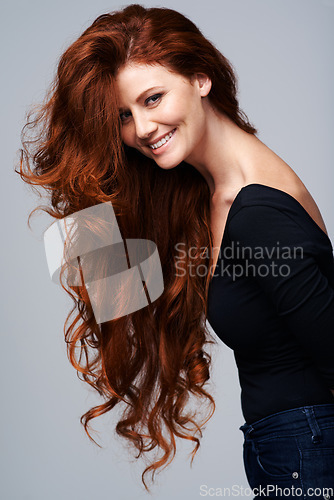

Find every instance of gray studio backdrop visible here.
[1,0,333,499]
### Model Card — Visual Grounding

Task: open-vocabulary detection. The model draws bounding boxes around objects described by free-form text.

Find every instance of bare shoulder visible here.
[250,158,329,236]
[209,156,328,273]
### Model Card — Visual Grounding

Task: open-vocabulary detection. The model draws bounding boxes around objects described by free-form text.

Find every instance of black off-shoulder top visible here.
[207,183,334,424]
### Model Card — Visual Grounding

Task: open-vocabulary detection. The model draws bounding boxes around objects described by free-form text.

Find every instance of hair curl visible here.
[15,3,257,492]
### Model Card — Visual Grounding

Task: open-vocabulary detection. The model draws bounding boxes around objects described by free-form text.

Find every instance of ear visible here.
[195,73,212,97]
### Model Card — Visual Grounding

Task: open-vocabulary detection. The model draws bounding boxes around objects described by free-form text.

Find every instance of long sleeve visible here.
[227,204,334,388]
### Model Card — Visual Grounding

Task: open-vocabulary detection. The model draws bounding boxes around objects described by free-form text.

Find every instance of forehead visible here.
[115,63,190,105]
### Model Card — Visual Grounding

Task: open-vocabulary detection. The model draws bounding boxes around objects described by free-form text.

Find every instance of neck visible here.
[184,104,264,199]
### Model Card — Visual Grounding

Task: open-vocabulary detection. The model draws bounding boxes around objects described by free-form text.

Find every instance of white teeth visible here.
[149,129,175,149]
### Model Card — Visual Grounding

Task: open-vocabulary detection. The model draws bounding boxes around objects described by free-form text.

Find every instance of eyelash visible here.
[120,93,163,122]
[145,93,162,105]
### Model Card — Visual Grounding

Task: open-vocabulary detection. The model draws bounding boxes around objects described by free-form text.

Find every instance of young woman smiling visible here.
[17,4,334,496]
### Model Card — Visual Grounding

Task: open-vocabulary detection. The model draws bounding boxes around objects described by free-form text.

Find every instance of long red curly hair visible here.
[16,3,257,492]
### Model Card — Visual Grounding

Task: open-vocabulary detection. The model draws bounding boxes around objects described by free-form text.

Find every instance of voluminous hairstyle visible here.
[16,3,257,492]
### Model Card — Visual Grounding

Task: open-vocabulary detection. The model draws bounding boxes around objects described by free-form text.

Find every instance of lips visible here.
[147,128,176,148]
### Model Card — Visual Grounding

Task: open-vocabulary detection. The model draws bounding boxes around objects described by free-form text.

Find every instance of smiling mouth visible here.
[148,128,176,150]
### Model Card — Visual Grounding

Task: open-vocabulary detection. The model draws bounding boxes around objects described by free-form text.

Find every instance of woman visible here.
[16,4,334,496]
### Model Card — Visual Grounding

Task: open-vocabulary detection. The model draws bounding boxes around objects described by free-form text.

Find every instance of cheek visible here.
[120,127,134,147]
[170,96,199,129]
[171,103,188,123]
[161,96,189,123]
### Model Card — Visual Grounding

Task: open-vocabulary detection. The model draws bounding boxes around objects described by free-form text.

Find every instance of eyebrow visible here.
[118,86,163,112]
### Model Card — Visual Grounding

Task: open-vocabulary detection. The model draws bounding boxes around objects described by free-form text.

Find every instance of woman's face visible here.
[114,62,211,169]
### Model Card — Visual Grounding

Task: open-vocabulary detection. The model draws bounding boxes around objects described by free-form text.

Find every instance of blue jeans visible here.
[239,404,334,499]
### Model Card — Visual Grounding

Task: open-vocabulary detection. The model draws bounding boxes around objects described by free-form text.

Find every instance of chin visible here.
[154,158,183,170]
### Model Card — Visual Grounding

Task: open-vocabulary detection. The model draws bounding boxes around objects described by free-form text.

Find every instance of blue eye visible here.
[119,110,131,122]
[145,93,162,105]
[119,93,163,123]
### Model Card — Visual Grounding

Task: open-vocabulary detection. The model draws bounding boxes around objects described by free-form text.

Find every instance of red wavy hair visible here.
[15,3,257,492]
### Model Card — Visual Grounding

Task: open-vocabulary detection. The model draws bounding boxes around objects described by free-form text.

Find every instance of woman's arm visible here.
[228,204,334,392]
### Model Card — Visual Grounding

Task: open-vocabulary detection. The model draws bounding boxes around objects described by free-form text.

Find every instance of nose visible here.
[132,111,157,141]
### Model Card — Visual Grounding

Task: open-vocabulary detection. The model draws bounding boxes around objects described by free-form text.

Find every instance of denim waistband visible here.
[239,403,334,442]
